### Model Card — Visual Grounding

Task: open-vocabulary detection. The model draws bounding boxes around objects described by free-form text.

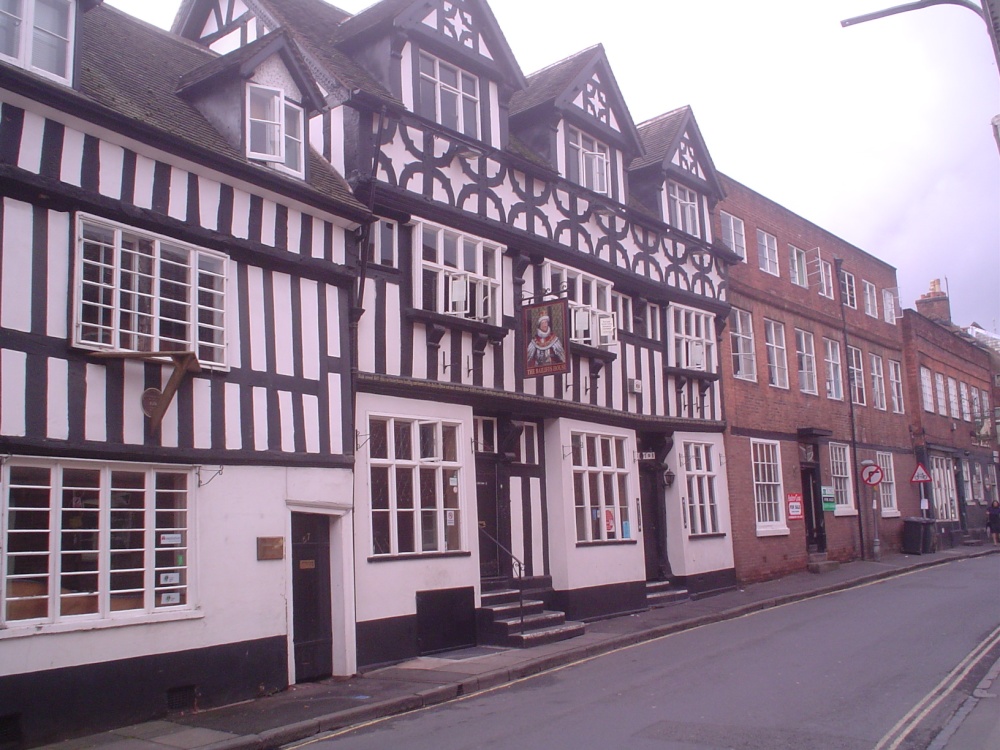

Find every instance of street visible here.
[295,555,1000,750]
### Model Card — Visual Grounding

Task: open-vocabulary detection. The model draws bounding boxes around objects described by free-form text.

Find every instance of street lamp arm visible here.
[841,0,986,27]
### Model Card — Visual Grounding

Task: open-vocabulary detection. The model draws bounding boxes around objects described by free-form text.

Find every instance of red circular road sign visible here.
[861,465,883,486]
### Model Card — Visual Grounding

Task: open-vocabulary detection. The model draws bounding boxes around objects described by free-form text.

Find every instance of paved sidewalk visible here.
[40,546,1000,750]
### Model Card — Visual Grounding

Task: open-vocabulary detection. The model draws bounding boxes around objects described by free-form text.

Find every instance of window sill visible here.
[367,550,472,563]
[405,308,508,340]
[834,508,859,517]
[663,365,719,381]
[575,538,638,547]
[688,532,727,540]
[755,526,790,537]
[0,607,203,640]
[881,510,902,518]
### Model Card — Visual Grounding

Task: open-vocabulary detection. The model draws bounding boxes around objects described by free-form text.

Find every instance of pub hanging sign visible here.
[523,299,570,379]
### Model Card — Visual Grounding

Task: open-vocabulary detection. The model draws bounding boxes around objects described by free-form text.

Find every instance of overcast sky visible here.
[106,0,1000,331]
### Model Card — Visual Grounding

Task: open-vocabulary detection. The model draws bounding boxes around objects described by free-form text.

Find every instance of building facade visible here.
[714,175,920,582]
[0,2,370,743]
[902,283,999,542]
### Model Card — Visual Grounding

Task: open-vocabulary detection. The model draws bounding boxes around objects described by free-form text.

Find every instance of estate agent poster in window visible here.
[523,299,570,378]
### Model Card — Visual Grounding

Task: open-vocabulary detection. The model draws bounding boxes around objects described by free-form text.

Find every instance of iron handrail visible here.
[479,526,527,634]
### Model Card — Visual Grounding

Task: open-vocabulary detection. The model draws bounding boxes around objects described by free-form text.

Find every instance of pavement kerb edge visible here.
[239,549,1000,750]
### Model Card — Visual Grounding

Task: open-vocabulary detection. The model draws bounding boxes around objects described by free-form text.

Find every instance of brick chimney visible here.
[915,279,952,324]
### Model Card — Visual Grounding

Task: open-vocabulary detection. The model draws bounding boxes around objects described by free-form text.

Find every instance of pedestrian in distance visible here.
[988,499,1000,545]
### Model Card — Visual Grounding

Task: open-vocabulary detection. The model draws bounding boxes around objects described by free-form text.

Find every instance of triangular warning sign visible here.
[910,463,932,483]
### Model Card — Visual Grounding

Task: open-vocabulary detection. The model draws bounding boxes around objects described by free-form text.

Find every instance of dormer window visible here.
[566,126,609,195]
[418,52,480,139]
[667,181,700,237]
[246,83,305,177]
[0,0,75,84]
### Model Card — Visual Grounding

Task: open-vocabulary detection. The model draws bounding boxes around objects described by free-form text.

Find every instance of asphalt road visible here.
[295,555,1000,750]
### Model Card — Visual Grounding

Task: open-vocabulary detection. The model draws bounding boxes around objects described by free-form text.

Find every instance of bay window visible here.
[543,262,615,347]
[672,305,715,371]
[420,223,502,326]
[2,459,191,626]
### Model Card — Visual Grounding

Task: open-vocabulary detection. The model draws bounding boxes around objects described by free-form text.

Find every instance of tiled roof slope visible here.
[78,5,366,214]
[328,0,413,43]
[509,45,600,117]
[631,106,689,171]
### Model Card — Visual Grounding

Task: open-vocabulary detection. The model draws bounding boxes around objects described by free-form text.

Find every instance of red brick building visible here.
[715,175,920,582]
[901,283,999,544]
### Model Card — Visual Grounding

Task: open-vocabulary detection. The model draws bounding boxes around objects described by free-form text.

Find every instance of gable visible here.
[555,52,641,155]
[570,70,621,134]
[395,0,525,88]
[671,129,706,181]
[634,107,724,200]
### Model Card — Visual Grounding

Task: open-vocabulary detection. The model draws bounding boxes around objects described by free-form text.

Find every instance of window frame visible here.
[824,337,844,401]
[73,214,228,369]
[921,366,935,412]
[730,307,757,382]
[571,432,633,543]
[543,262,616,348]
[2,457,194,629]
[751,439,787,535]
[947,377,960,419]
[862,280,879,318]
[367,218,399,268]
[847,345,865,405]
[889,359,905,414]
[418,222,503,326]
[367,415,465,557]
[876,452,898,517]
[566,125,609,195]
[840,270,857,309]
[757,230,779,276]
[667,181,700,238]
[829,442,856,515]
[882,288,897,324]
[0,0,76,84]
[960,382,971,422]
[789,245,809,288]
[671,305,716,372]
[795,328,818,395]
[763,318,789,389]
[683,442,721,536]
[870,353,887,411]
[818,259,835,299]
[417,51,480,139]
[719,211,746,261]
[935,373,947,416]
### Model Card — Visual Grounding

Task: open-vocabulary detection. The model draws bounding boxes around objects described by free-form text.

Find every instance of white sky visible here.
[105,0,1000,330]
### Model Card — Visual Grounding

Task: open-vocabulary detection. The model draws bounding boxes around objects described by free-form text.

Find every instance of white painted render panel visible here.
[327,373,343,454]
[198,176,221,232]
[45,357,69,440]
[159,365,179,449]
[271,272,295,377]
[84,363,107,443]
[59,126,84,187]
[225,382,242,450]
[326,285,341,359]
[16,109,44,174]
[231,189,251,240]
[299,278,320,381]
[510,475,524,565]
[97,140,124,199]
[193,377,212,450]
[400,42,414,111]
[286,206,302,255]
[168,167,188,222]
[45,211,69,338]
[385,282,401,376]
[246,266,268,372]
[1,199,32,333]
[1,349,26,436]
[132,154,155,210]
[302,393,320,454]
[530,476,544,576]
[253,386,269,452]
[357,278,377,373]
[260,199,277,248]
[122,361,145,445]
[311,216,325,260]
[278,390,295,452]
[210,28,242,55]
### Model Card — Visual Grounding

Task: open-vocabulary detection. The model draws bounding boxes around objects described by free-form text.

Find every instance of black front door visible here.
[476,457,509,579]
[640,467,669,581]
[802,465,826,553]
[291,513,332,682]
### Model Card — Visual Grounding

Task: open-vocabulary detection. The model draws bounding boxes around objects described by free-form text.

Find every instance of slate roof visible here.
[631,106,689,171]
[78,5,366,216]
[509,45,601,118]
[328,0,412,43]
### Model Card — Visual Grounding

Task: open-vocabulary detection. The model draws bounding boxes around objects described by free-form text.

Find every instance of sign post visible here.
[910,462,932,518]
[861,461,883,561]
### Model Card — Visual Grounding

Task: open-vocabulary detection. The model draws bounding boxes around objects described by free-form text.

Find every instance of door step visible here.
[807,552,840,574]
[478,578,584,648]
[645,580,689,608]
